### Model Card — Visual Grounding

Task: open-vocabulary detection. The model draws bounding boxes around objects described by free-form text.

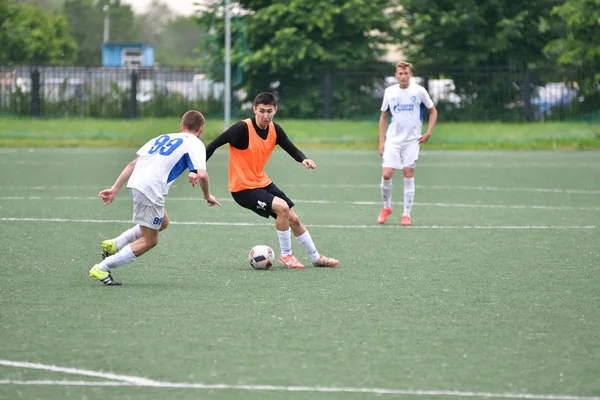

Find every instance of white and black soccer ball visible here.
[249,245,275,270]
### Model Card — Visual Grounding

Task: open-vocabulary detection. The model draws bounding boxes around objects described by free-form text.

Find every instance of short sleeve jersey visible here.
[127,133,206,206]
[380,83,434,143]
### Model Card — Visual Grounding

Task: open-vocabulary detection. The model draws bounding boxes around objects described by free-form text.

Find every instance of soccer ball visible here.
[249,245,275,270]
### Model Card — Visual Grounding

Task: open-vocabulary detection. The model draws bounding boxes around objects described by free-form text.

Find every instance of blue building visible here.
[101,42,154,68]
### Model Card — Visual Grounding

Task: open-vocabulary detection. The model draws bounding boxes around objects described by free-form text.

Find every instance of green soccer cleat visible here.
[101,239,117,259]
[89,265,122,286]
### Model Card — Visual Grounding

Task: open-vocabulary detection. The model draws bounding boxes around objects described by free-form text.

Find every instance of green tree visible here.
[0,1,78,65]
[399,0,564,121]
[135,0,174,45]
[544,0,600,118]
[133,0,204,66]
[154,16,205,67]
[544,0,600,77]
[401,0,563,69]
[63,0,137,66]
[14,0,61,12]
[544,0,600,66]
[197,0,401,118]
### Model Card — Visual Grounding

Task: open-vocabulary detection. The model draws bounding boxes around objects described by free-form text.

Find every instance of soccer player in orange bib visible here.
[206,92,338,269]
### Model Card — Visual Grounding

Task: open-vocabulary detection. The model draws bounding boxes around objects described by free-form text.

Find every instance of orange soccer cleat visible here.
[279,254,305,269]
[401,215,412,226]
[377,208,393,224]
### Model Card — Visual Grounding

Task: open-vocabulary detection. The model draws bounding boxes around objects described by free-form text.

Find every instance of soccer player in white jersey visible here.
[377,61,438,226]
[89,110,221,285]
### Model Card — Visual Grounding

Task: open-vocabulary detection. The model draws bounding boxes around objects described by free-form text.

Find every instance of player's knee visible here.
[382,171,393,180]
[275,207,289,219]
[403,168,414,178]
[272,199,290,216]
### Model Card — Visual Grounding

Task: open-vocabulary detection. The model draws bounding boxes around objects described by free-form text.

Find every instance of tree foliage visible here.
[153,17,205,67]
[0,0,78,65]
[197,0,402,118]
[14,0,62,12]
[62,0,137,66]
[134,0,174,45]
[543,0,600,116]
[134,1,204,67]
[544,0,600,66]
[398,0,569,121]
[400,0,564,70]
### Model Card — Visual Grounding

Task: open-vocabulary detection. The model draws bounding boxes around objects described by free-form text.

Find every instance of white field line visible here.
[0,217,595,230]
[0,360,598,400]
[285,184,600,195]
[310,162,600,168]
[0,380,128,386]
[0,196,597,211]
[1,160,598,168]
[0,360,156,385]
[1,184,599,195]
[0,148,599,158]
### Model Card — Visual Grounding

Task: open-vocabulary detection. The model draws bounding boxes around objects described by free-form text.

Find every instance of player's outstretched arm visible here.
[275,125,308,163]
[196,169,221,207]
[206,126,237,161]
[98,157,138,205]
[302,159,316,169]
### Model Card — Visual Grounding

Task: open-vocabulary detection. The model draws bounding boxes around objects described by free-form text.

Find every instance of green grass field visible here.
[1,147,599,400]
[0,117,599,149]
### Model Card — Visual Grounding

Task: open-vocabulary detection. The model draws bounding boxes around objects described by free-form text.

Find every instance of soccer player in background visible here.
[205,92,338,269]
[377,61,438,226]
[89,110,220,285]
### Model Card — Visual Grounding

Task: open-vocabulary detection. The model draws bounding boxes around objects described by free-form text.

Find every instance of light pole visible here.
[103,5,110,43]
[224,0,231,130]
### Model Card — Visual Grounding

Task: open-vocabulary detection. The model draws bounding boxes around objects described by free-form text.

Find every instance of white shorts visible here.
[129,188,164,230]
[382,139,420,169]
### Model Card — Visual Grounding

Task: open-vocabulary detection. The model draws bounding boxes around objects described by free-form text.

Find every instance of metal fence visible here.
[0,64,597,122]
[0,66,224,119]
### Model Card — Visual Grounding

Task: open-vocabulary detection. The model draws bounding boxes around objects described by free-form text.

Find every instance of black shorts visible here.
[231,183,295,219]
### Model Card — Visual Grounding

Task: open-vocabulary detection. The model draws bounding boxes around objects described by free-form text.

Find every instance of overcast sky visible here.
[120,0,198,16]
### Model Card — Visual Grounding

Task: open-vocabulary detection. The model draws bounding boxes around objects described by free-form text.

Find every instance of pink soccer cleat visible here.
[377,208,393,224]
[279,254,305,269]
[401,215,411,226]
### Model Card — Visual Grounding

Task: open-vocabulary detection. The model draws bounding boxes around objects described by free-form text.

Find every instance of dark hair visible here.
[253,92,278,107]
[181,110,205,132]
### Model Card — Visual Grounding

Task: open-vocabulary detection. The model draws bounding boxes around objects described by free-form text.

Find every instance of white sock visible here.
[277,228,293,256]
[295,231,320,262]
[380,178,392,209]
[98,244,136,271]
[115,225,141,250]
[403,177,415,216]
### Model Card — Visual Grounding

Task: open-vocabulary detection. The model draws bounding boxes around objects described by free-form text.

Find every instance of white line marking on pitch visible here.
[1,360,598,400]
[1,184,599,195]
[0,380,129,386]
[2,160,598,168]
[284,184,600,195]
[0,148,597,158]
[0,360,156,385]
[0,217,595,230]
[0,196,597,211]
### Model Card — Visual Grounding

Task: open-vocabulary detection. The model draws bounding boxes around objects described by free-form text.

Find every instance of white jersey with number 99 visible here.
[127,133,206,206]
